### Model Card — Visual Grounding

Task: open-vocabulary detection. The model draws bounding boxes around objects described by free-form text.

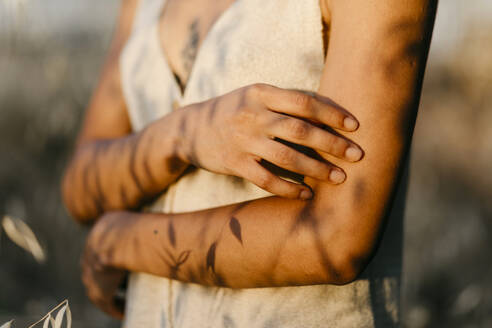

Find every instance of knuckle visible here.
[292,92,312,110]
[275,147,295,166]
[87,287,101,302]
[326,136,348,155]
[248,83,268,98]
[325,109,342,126]
[256,172,273,189]
[87,290,97,303]
[335,137,350,152]
[288,120,310,139]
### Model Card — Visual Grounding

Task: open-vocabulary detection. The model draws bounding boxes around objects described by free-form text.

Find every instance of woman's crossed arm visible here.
[62,0,362,223]
[80,0,437,317]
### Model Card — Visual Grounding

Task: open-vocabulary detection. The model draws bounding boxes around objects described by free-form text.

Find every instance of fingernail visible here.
[330,169,346,184]
[300,189,313,200]
[345,146,363,161]
[343,117,358,131]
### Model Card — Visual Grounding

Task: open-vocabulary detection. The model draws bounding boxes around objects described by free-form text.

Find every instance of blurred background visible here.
[0,0,491,327]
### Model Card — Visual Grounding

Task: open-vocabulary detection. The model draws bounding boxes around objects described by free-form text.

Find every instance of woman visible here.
[62,0,437,326]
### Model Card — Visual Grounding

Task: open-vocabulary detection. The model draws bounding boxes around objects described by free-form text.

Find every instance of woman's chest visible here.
[120,0,328,131]
[158,0,330,94]
[158,0,237,92]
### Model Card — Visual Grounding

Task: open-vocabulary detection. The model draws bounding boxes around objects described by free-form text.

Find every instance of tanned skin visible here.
[62,0,357,223]
[63,0,437,319]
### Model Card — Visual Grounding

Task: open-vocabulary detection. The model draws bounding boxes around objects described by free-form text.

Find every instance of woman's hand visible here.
[81,213,130,320]
[176,83,363,199]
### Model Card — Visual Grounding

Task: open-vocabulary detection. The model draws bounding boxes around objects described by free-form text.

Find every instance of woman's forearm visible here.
[94,178,381,289]
[99,202,344,288]
[62,109,190,223]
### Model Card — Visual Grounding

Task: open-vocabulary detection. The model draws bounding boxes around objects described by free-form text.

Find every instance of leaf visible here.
[0,320,14,328]
[206,242,217,272]
[1,215,46,263]
[168,221,176,248]
[27,300,70,328]
[229,217,242,245]
[54,303,68,328]
[42,315,50,328]
[177,250,191,265]
[65,303,72,328]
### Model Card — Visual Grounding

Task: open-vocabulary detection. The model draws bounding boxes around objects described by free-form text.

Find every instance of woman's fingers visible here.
[83,270,124,320]
[266,114,364,162]
[254,139,346,184]
[255,84,359,132]
[91,295,124,320]
[243,158,313,200]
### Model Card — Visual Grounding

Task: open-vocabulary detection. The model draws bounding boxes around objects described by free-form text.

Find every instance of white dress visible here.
[120,0,405,327]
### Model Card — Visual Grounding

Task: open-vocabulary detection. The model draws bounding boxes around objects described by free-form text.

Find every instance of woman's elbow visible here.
[296,237,372,286]
[321,223,377,285]
[328,249,371,285]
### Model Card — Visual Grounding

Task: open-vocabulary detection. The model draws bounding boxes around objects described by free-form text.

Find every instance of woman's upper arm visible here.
[76,0,140,145]
[306,0,437,271]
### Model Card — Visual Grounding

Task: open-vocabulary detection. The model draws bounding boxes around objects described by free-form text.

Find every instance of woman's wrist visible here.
[141,109,191,188]
[104,212,171,277]
[167,106,195,164]
[96,211,141,270]
[165,103,203,165]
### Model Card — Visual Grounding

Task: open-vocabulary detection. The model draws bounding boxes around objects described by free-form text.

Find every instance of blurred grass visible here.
[402,21,492,327]
[0,4,118,326]
[0,1,491,327]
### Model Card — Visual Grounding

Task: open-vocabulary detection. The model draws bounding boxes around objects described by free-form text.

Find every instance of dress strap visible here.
[131,0,165,33]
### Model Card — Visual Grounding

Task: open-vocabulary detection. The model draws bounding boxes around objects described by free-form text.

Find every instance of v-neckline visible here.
[155,0,240,101]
